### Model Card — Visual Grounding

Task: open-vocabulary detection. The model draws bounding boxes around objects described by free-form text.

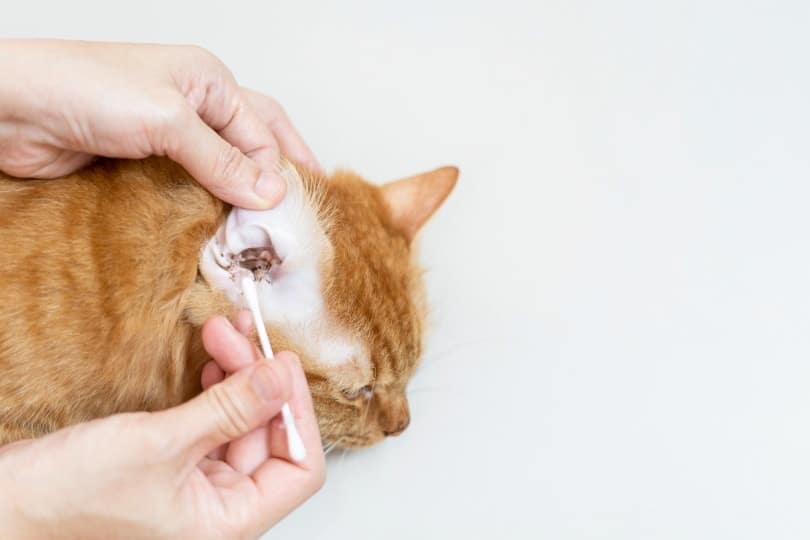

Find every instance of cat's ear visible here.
[381,166,458,242]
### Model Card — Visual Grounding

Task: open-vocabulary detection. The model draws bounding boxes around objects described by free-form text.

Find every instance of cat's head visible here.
[200,162,457,447]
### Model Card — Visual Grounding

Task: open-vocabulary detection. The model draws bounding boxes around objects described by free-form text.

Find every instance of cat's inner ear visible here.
[380,166,459,242]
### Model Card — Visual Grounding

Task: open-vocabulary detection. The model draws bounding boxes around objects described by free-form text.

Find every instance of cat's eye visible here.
[343,384,373,401]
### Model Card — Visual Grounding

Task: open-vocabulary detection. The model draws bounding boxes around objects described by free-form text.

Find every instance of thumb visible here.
[166,107,287,209]
[160,360,293,461]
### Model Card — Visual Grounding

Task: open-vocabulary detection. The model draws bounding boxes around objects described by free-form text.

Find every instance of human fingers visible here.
[225,353,305,474]
[201,360,225,390]
[200,313,259,461]
[264,352,323,465]
[241,88,321,172]
[247,354,325,528]
[201,315,261,374]
[233,309,254,336]
[154,360,293,466]
[163,105,285,209]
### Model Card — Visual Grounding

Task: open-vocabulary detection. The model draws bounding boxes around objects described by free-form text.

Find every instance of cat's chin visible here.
[326,433,386,450]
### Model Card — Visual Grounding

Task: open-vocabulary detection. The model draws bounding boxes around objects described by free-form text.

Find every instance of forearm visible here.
[0,443,104,540]
[0,508,35,539]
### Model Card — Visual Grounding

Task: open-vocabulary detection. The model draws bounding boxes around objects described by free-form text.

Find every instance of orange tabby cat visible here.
[0,157,457,448]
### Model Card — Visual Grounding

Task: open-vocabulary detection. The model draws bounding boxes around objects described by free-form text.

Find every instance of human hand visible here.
[0,315,326,539]
[0,39,320,209]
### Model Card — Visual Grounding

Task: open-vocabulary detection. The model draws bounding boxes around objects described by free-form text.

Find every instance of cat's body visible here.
[0,159,223,442]
[0,157,457,447]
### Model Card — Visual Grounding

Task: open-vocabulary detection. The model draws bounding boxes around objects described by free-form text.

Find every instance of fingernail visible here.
[251,364,277,402]
[254,172,285,206]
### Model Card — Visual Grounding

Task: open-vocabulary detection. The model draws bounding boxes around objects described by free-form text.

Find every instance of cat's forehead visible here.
[320,174,425,382]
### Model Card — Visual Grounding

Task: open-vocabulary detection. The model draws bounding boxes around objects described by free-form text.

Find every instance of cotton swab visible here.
[240,275,307,462]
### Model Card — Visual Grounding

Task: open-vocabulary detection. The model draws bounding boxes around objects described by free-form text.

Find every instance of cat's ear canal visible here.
[380,166,459,242]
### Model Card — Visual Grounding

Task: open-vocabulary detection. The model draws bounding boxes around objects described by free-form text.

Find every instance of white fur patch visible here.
[199,165,365,367]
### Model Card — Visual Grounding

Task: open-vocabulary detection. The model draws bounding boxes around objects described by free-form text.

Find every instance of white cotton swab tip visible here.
[280,404,307,461]
[240,275,307,462]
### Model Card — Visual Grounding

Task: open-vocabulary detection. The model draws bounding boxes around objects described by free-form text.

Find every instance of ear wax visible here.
[240,275,307,462]
[234,245,281,282]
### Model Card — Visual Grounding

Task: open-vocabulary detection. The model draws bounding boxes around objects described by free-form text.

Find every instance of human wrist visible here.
[0,451,87,539]
[0,505,32,539]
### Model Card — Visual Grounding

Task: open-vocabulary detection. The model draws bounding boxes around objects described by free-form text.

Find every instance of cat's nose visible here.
[377,394,410,437]
[383,416,410,437]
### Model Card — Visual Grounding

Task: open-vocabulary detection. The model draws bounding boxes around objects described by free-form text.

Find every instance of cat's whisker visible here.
[339,447,351,467]
[407,385,446,395]
[412,338,500,381]
[319,424,340,447]
[420,338,496,364]
[324,437,346,456]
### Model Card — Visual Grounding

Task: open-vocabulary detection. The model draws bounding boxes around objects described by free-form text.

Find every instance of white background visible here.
[4,1,810,538]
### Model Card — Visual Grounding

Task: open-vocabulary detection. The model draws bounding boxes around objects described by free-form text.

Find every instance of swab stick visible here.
[240,275,306,462]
